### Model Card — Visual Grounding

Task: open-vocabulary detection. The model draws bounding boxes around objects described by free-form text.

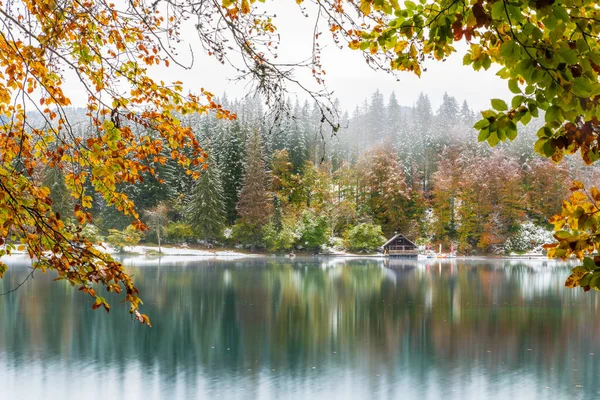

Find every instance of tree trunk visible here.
[157,224,161,254]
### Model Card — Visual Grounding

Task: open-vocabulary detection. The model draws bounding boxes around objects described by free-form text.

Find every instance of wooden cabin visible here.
[382,233,418,258]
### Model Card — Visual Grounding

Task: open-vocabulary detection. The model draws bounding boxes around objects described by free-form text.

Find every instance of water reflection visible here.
[0,256,599,399]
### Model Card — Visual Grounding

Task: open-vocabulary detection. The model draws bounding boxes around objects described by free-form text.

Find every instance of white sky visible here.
[58,2,511,113]
[152,2,512,113]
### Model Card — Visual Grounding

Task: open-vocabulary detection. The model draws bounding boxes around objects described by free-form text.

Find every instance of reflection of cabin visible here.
[383,233,418,258]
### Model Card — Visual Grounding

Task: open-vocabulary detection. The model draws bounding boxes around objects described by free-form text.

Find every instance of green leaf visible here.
[500,41,517,59]
[491,1,505,19]
[478,128,490,142]
[573,77,594,97]
[506,122,517,140]
[482,55,491,70]
[528,103,539,117]
[507,5,523,23]
[525,85,535,95]
[583,257,596,271]
[491,98,508,111]
[481,110,496,119]
[534,138,547,154]
[555,230,572,239]
[558,47,578,65]
[473,119,490,129]
[553,5,570,22]
[508,79,521,94]
[580,273,592,287]
[545,15,557,30]
[488,132,500,147]
[545,105,562,123]
[572,266,589,275]
[511,95,527,109]
[590,273,600,289]
[543,140,555,157]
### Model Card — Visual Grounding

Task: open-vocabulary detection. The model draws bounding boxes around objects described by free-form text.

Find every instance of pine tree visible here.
[288,99,308,172]
[413,93,434,192]
[42,166,73,220]
[367,89,385,144]
[435,92,460,146]
[186,159,227,242]
[236,129,273,244]
[386,91,403,141]
[459,100,475,127]
[217,119,246,224]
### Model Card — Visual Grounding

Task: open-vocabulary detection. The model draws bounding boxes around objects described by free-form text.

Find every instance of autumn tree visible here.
[522,158,571,224]
[144,203,170,254]
[0,0,253,323]
[431,146,463,242]
[361,145,410,236]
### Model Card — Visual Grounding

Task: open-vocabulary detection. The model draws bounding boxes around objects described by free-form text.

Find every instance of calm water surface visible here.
[1,256,599,400]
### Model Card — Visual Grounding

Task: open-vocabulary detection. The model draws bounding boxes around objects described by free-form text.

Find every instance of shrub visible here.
[80,224,103,244]
[297,210,330,252]
[106,225,142,253]
[165,222,195,244]
[504,222,553,254]
[344,223,386,253]
[230,221,263,249]
[263,221,298,252]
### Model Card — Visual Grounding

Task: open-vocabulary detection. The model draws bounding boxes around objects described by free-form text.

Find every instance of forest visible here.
[40,91,599,255]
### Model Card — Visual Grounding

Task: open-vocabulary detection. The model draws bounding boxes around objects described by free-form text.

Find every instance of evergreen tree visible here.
[386,91,403,141]
[459,100,475,127]
[413,93,434,191]
[236,129,273,245]
[331,110,351,170]
[271,110,289,152]
[367,89,385,144]
[435,93,460,146]
[288,100,308,172]
[218,119,246,224]
[186,160,227,242]
[42,166,73,220]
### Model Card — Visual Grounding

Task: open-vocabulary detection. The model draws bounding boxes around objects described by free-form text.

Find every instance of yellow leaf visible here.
[349,40,361,50]
[571,180,585,191]
[241,0,250,13]
[394,41,409,53]
[591,187,600,201]
[359,0,371,15]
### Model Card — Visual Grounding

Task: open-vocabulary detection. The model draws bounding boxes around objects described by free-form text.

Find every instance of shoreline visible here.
[1,244,567,262]
[1,242,573,262]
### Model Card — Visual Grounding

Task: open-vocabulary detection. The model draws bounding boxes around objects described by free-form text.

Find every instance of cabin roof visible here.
[382,233,417,248]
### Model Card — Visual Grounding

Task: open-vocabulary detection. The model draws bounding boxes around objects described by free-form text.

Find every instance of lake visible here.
[0,256,598,399]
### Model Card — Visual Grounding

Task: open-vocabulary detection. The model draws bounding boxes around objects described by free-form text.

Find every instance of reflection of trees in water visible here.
[1,258,599,398]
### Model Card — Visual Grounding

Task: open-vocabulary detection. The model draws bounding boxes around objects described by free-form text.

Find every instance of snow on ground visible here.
[98,244,256,258]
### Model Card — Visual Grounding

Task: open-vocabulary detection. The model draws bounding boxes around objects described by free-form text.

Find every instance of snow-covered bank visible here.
[101,244,255,258]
